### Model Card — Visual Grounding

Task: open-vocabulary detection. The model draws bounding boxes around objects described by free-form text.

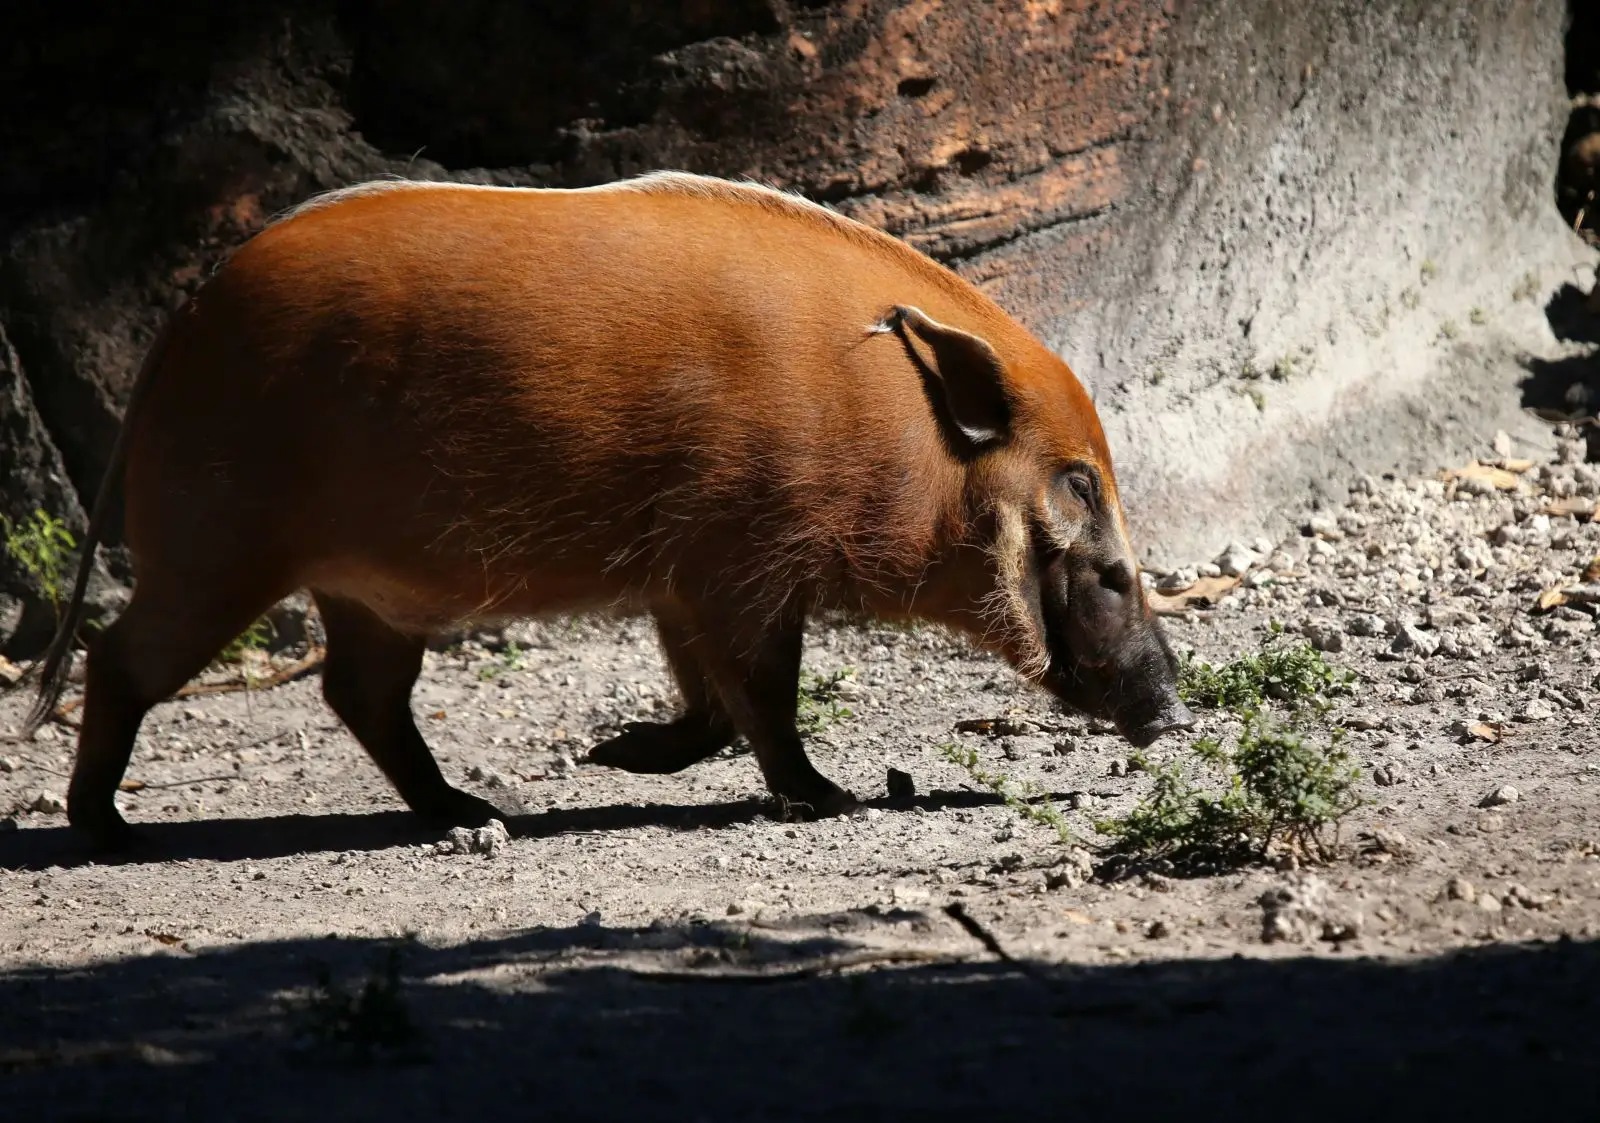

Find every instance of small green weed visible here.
[797,667,855,735]
[1399,286,1420,310]
[938,742,1074,844]
[478,640,526,681]
[1468,306,1487,326]
[1095,712,1364,873]
[1437,319,1459,341]
[1178,639,1354,711]
[1,509,76,617]
[214,617,274,666]
[1419,259,1438,282]
[290,947,426,1065]
[1236,385,1266,412]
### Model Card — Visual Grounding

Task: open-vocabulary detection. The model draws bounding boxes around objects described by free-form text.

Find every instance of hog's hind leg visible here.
[587,612,736,774]
[314,593,504,829]
[68,573,290,851]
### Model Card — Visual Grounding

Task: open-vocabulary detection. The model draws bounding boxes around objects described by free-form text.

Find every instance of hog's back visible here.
[124,180,980,624]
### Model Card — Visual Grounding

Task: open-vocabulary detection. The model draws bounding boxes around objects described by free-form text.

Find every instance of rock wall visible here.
[1,0,1592,653]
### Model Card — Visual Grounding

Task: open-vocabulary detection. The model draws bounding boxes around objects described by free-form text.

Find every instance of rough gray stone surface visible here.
[1068,0,1594,565]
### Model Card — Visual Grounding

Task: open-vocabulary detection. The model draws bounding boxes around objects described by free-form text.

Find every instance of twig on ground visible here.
[942,903,1052,984]
[628,947,958,983]
[48,647,327,724]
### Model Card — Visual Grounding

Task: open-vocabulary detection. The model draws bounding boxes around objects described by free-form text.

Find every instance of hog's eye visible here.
[1060,468,1098,510]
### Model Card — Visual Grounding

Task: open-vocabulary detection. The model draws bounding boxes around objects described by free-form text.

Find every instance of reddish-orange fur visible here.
[29,172,1187,847]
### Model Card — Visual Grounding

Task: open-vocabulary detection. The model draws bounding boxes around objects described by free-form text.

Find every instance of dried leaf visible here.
[144,930,183,946]
[1543,497,1596,521]
[1536,586,1571,611]
[1149,573,1242,615]
[1585,558,1600,583]
[117,780,146,793]
[428,710,447,720]
[1440,461,1522,491]
[1466,722,1502,744]
[0,655,22,689]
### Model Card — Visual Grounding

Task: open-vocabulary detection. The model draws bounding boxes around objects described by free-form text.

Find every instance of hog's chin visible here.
[1117,701,1197,749]
[1038,665,1196,749]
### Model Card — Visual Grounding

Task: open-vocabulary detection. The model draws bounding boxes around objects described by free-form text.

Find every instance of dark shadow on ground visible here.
[1541,282,1600,345]
[0,789,1018,872]
[1517,351,1600,461]
[1,919,1595,1121]
[1519,353,1600,418]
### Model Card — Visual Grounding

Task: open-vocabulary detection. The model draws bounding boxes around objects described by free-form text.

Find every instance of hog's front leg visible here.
[683,602,861,820]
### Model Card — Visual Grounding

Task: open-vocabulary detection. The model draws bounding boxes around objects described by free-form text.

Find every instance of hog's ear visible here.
[884,305,1012,454]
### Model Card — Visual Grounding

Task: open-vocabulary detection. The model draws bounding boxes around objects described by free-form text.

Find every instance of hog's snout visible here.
[1117,696,1197,749]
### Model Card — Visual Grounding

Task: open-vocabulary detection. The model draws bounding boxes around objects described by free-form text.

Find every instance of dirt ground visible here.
[2,419,1598,1120]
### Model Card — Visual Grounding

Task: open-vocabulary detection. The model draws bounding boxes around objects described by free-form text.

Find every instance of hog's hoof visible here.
[770,784,862,822]
[413,787,505,831]
[587,718,733,775]
[68,802,141,854]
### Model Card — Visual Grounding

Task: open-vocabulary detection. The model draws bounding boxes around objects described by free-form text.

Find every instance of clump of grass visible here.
[1468,306,1487,326]
[1095,712,1364,874]
[1,509,76,618]
[1437,319,1459,341]
[477,639,526,681]
[938,742,1074,844]
[214,617,274,666]
[1399,286,1421,310]
[1419,259,1438,282]
[797,667,855,735]
[1236,385,1266,412]
[289,947,426,1065]
[1178,640,1355,711]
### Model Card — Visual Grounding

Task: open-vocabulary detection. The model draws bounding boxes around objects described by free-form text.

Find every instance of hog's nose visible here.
[1120,697,1197,749]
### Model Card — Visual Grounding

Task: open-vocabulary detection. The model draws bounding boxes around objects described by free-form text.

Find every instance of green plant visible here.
[477,640,526,681]
[796,667,855,735]
[1419,259,1438,282]
[1178,640,1355,711]
[1236,386,1266,412]
[214,617,274,666]
[1,509,76,617]
[1468,306,1487,326]
[1095,712,1364,872]
[1437,319,1459,341]
[290,947,425,1064]
[1399,287,1420,310]
[938,742,1074,844]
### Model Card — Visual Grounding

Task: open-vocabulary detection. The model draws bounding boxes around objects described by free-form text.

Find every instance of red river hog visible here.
[25,171,1195,849]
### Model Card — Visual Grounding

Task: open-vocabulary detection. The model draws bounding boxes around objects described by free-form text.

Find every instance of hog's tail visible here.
[20,315,175,736]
